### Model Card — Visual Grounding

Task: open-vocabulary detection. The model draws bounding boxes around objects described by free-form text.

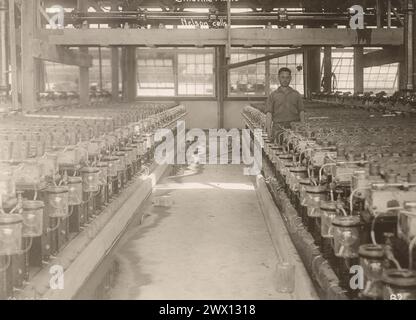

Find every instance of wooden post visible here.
[21,0,38,111]
[126,47,137,101]
[303,47,321,98]
[354,47,364,94]
[111,47,119,101]
[216,46,226,128]
[323,46,332,92]
[78,0,89,107]
[8,0,18,110]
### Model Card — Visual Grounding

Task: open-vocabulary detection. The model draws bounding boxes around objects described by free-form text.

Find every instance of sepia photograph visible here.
[0,0,415,311]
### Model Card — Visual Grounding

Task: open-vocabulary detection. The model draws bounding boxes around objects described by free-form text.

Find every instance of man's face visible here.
[278,71,292,87]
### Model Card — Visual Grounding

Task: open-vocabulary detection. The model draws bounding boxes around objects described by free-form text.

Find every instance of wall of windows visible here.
[228,49,304,97]
[137,48,214,97]
[328,48,399,94]
[229,51,266,96]
[364,63,398,94]
[89,48,112,92]
[44,62,79,92]
[137,51,175,96]
[178,53,214,96]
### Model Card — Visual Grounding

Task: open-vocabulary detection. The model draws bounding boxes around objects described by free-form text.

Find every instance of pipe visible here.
[405,0,414,92]
[0,0,8,94]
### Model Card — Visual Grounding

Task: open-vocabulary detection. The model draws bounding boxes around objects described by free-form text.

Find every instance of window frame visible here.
[136,47,216,98]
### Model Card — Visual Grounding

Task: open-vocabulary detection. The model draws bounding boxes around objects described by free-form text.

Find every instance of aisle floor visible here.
[109,164,296,299]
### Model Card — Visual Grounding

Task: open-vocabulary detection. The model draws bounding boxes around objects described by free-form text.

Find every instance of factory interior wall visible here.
[181,100,265,129]
[181,100,218,129]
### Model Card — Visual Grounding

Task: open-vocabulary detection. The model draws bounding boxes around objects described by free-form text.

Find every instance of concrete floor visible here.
[109,164,298,299]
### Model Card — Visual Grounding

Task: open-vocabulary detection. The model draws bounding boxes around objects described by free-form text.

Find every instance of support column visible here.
[8,0,18,109]
[399,62,407,90]
[21,0,38,111]
[121,47,136,102]
[376,0,385,28]
[405,0,414,91]
[111,47,120,101]
[323,46,332,92]
[0,0,8,96]
[354,47,364,94]
[216,46,226,129]
[79,47,90,107]
[78,0,89,107]
[303,47,321,98]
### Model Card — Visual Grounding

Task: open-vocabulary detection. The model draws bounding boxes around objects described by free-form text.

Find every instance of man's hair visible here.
[278,67,292,76]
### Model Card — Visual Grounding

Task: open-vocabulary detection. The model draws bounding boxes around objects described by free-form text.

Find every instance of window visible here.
[178,53,214,96]
[229,51,266,96]
[44,62,79,92]
[364,63,398,94]
[89,48,112,92]
[326,48,399,94]
[331,50,355,92]
[136,48,214,97]
[270,54,304,94]
[137,51,175,96]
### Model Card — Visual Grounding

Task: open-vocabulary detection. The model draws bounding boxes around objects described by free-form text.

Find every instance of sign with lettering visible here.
[181,17,227,27]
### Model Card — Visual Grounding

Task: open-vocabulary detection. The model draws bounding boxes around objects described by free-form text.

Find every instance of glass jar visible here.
[289,166,308,180]
[320,200,338,238]
[115,152,127,172]
[397,202,416,243]
[359,244,388,299]
[102,156,119,178]
[299,179,312,207]
[128,143,140,161]
[67,176,82,205]
[96,162,109,186]
[0,168,16,209]
[352,170,369,199]
[0,213,23,255]
[80,167,100,193]
[382,269,416,300]
[22,200,44,238]
[45,186,69,218]
[306,196,322,218]
[332,215,361,258]
[120,147,134,166]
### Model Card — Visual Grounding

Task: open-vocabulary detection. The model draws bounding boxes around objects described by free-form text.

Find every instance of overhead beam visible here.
[362,47,403,68]
[42,28,404,47]
[224,48,303,70]
[31,39,93,67]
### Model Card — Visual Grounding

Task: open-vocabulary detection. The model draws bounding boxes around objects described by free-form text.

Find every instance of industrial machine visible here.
[0,101,186,299]
[243,103,416,300]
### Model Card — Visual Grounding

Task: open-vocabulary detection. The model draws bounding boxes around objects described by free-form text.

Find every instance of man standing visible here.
[265,67,305,142]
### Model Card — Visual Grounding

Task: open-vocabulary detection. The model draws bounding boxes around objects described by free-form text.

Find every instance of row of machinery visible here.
[243,102,416,300]
[0,102,186,299]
